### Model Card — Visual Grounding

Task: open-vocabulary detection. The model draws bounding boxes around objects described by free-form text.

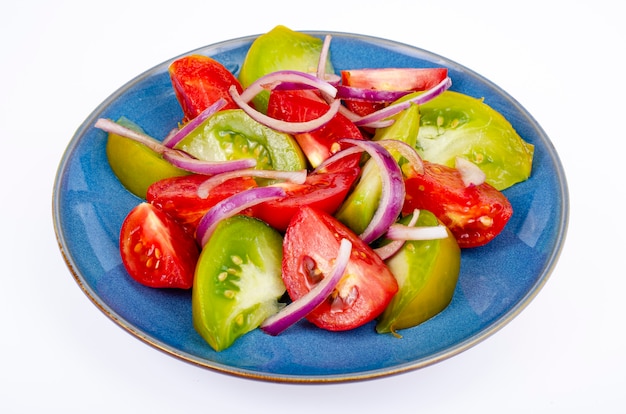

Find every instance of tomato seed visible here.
[133,242,143,253]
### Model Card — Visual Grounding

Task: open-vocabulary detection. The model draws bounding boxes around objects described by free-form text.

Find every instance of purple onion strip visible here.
[260,238,352,336]
[195,186,286,247]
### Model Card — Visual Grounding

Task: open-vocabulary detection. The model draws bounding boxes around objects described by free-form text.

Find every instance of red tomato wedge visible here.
[146,174,257,233]
[169,54,243,121]
[403,161,513,248]
[266,89,364,168]
[119,202,200,289]
[341,67,449,116]
[252,156,360,232]
[282,206,398,331]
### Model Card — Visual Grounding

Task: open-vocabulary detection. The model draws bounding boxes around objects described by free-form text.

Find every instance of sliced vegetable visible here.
[352,77,452,128]
[282,206,398,331]
[196,186,286,247]
[192,215,285,351]
[404,160,513,248]
[230,85,343,135]
[162,150,257,175]
[102,117,189,199]
[250,155,361,231]
[267,89,364,168]
[341,67,448,116]
[336,139,405,244]
[238,25,334,113]
[162,98,227,148]
[261,238,352,336]
[119,202,199,289]
[374,209,420,260]
[416,90,534,190]
[196,168,307,199]
[376,210,461,335]
[174,109,306,172]
[146,174,257,232]
[238,69,337,104]
[169,54,243,121]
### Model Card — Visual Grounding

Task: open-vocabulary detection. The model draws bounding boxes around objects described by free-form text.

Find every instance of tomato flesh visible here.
[404,161,513,248]
[119,202,199,289]
[282,206,398,331]
[252,156,360,231]
[193,215,285,351]
[341,67,448,116]
[267,89,363,168]
[146,174,258,233]
[169,54,243,121]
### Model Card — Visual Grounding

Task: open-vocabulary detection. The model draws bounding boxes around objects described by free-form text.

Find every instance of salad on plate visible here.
[92,25,534,352]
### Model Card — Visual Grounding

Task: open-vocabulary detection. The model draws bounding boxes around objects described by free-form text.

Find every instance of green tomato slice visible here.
[336,105,420,234]
[376,210,461,335]
[239,25,334,113]
[416,90,534,190]
[192,215,286,352]
[175,109,306,172]
[105,117,188,199]
[373,102,420,147]
[335,158,381,235]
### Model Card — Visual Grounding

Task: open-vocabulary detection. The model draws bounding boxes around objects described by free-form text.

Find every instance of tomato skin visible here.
[193,215,286,351]
[415,90,534,191]
[239,25,334,113]
[282,206,398,331]
[376,210,461,334]
[146,174,257,233]
[403,161,513,248]
[341,67,448,116]
[106,117,189,199]
[169,54,243,121]
[119,202,199,289]
[175,109,306,172]
[251,157,360,231]
[267,89,363,168]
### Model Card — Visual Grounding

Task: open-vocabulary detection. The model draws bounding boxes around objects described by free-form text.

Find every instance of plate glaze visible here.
[52,31,569,383]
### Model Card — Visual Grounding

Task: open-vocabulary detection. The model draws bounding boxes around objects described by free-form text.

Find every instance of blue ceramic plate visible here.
[53,31,568,383]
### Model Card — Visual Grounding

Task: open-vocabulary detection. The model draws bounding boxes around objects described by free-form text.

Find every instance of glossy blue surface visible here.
[52,32,568,383]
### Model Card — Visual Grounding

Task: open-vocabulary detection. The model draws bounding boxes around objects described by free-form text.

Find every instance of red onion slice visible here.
[195,186,286,247]
[385,223,449,241]
[312,145,364,174]
[455,156,486,187]
[340,138,406,244]
[94,118,167,154]
[196,169,307,199]
[377,139,425,176]
[238,70,337,103]
[316,35,332,81]
[336,85,412,103]
[162,151,257,175]
[230,85,342,134]
[260,238,352,336]
[162,98,227,148]
[374,209,420,260]
[354,77,452,127]
[337,105,394,129]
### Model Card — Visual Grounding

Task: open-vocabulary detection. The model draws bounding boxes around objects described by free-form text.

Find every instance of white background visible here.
[2,1,623,412]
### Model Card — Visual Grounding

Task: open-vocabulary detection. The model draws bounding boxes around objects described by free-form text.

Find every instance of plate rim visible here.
[52,30,570,383]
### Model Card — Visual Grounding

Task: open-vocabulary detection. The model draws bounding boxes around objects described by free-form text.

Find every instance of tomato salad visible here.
[95,25,534,351]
